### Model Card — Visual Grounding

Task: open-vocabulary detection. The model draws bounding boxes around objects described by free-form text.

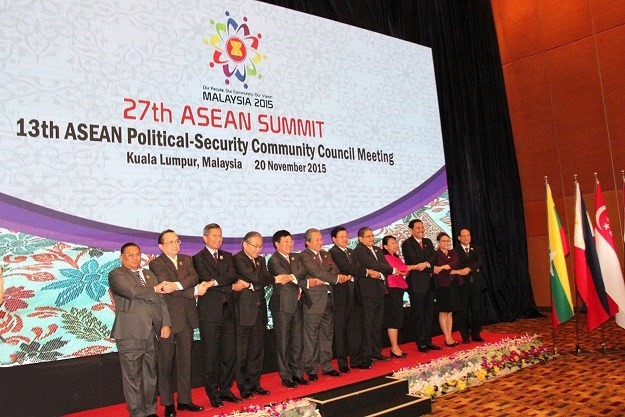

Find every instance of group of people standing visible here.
[108,221,486,417]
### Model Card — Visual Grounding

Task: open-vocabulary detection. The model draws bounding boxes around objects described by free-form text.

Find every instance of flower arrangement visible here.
[213,398,321,417]
[393,334,551,399]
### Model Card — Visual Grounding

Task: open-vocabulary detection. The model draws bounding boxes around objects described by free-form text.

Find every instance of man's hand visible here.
[232,279,250,292]
[368,269,381,279]
[415,262,430,271]
[154,282,167,294]
[196,279,215,296]
[160,281,177,293]
[274,274,292,285]
[160,325,171,339]
[307,278,324,287]
[337,274,351,284]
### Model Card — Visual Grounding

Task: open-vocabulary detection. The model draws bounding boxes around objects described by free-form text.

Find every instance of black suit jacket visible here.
[232,250,273,326]
[353,243,392,298]
[401,236,437,293]
[455,245,487,291]
[267,251,309,314]
[149,253,199,333]
[192,247,238,322]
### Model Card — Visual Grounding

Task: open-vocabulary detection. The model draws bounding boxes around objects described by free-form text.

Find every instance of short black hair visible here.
[272,230,291,248]
[331,226,347,238]
[408,219,423,229]
[158,229,176,244]
[120,242,140,254]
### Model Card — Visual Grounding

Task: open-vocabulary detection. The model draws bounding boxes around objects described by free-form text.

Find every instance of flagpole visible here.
[546,176,558,355]
[593,173,608,354]
[573,175,584,354]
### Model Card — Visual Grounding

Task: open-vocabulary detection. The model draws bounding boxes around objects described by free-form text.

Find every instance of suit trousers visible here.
[303,294,334,374]
[235,313,266,394]
[198,307,236,398]
[116,330,158,417]
[408,288,435,346]
[360,295,384,359]
[158,324,193,405]
[457,281,483,340]
[271,307,305,381]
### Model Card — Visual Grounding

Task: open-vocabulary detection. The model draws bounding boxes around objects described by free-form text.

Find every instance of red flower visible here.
[3,286,35,312]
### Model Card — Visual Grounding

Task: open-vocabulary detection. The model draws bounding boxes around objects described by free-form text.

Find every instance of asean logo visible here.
[205,12,266,89]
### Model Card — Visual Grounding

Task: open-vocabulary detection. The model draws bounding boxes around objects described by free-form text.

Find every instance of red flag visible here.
[595,181,625,328]
[574,182,616,331]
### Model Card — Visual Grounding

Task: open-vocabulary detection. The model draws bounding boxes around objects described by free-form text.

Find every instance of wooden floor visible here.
[431,314,625,416]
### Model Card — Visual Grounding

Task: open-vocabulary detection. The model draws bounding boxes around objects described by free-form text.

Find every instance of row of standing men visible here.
[108,219,486,417]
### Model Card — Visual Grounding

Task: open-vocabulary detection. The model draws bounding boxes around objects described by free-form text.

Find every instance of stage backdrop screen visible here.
[0,0,448,366]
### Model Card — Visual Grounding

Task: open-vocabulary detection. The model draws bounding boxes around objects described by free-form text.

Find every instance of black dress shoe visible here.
[427,344,443,351]
[307,373,318,381]
[339,366,351,373]
[351,362,372,369]
[220,393,243,403]
[253,386,270,395]
[462,338,471,344]
[240,391,253,399]
[376,354,391,361]
[164,404,176,417]
[323,369,342,377]
[209,397,223,408]
[445,341,459,347]
[390,351,407,358]
[282,379,297,388]
[177,403,204,412]
[417,345,430,352]
[147,414,158,417]
[473,336,486,342]
[293,375,310,385]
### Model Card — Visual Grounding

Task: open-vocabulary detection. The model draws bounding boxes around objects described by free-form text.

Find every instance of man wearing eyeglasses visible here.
[232,231,275,399]
[149,229,206,416]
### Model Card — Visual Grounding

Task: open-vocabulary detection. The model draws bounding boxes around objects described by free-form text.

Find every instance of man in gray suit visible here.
[267,230,312,388]
[149,230,205,417]
[109,242,172,417]
[300,228,350,380]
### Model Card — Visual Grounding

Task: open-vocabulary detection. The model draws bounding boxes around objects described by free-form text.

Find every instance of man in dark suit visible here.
[267,230,311,387]
[300,228,350,380]
[149,230,205,416]
[353,227,396,362]
[192,224,241,408]
[329,226,375,371]
[455,228,487,344]
[232,231,275,399]
[401,219,441,352]
[109,242,171,417]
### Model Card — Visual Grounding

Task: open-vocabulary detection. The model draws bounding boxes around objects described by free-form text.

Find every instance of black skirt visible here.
[382,288,406,329]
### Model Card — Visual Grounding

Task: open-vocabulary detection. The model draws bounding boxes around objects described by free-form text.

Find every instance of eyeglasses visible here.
[162,239,181,245]
[362,234,374,238]
[245,241,263,250]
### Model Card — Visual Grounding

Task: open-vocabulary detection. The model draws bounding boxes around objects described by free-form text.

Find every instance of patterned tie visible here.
[134,270,146,286]
[465,247,470,254]
[213,251,219,262]
[316,252,322,265]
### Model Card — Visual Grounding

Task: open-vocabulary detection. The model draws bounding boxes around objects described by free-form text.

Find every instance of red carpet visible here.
[65,332,515,417]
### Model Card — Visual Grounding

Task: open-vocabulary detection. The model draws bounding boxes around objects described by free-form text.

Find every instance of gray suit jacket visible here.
[300,247,340,315]
[109,266,171,340]
[267,251,309,314]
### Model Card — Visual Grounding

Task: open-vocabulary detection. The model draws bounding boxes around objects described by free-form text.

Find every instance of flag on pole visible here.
[573,182,616,331]
[594,181,625,329]
[546,183,574,329]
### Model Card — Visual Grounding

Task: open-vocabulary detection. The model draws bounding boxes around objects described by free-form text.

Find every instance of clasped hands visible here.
[154,281,178,294]
[232,279,251,292]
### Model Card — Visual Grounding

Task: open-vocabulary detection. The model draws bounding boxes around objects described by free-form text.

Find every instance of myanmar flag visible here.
[546,183,574,329]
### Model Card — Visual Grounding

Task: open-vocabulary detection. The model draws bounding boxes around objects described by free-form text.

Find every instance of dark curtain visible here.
[260,0,540,322]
